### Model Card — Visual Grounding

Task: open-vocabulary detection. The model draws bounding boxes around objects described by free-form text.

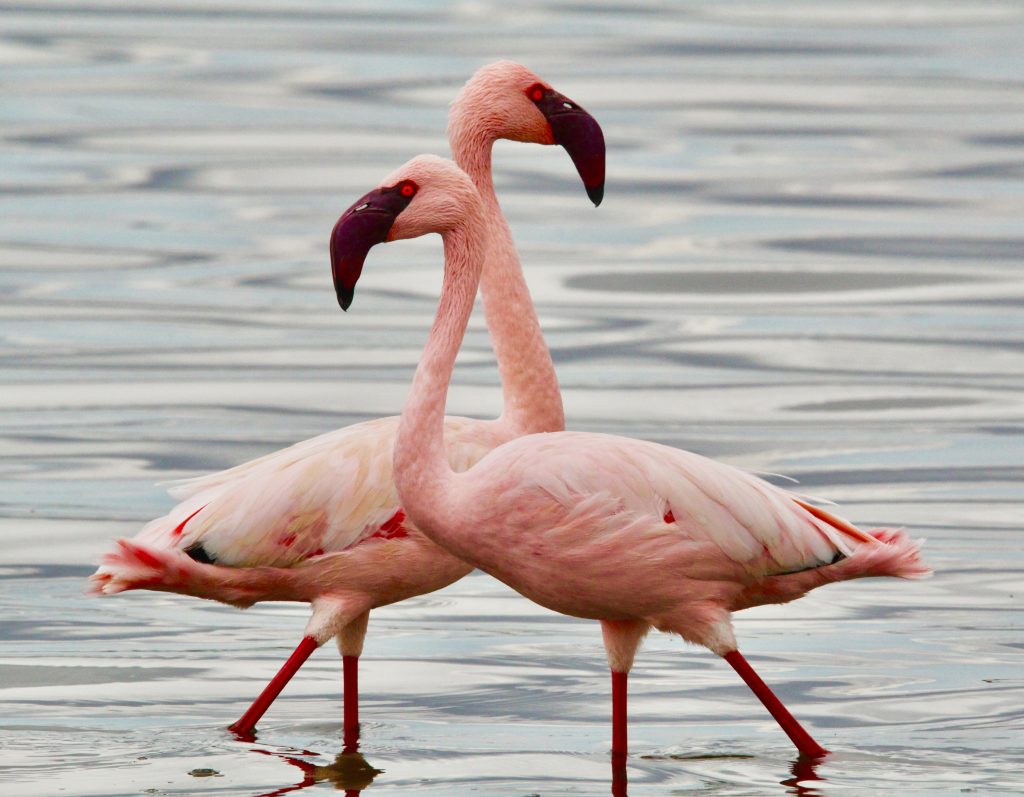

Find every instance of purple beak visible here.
[533,89,606,206]
[330,185,415,310]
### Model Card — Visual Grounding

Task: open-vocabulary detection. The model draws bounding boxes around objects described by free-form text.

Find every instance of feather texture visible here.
[97,415,501,579]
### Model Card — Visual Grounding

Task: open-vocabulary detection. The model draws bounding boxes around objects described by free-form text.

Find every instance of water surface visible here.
[2,1,1023,795]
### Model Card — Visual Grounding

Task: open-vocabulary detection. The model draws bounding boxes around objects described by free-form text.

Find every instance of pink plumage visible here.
[448,432,928,651]
[89,62,605,739]
[330,154,930,762]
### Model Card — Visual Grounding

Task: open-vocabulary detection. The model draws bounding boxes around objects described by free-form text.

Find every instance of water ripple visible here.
[2,1,1024,795]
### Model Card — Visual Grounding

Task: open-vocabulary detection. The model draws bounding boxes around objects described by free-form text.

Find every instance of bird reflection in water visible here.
[619,751,825,796]
[237,728,823,795]
[781,754,827,796]
[247,736,382,797]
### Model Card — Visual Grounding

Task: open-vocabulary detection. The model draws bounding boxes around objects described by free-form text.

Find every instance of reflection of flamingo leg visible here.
[782,752,827,796]
[229,636,318,737]
[248,744,382,797]
[247,748,318,797]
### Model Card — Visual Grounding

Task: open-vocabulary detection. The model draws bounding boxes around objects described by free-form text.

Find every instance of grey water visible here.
[2,1,1023,794]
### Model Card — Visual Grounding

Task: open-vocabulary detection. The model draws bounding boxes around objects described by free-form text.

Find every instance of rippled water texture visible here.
[2,1,1023,795]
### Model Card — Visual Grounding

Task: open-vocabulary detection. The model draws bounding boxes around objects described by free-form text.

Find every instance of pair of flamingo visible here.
[92,62,928,764]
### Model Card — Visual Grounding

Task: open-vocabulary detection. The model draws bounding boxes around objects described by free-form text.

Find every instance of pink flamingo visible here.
[330,154,930,762]
[89,62,605,739]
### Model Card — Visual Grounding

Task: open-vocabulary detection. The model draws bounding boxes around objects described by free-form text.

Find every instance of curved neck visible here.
[450,128,564,435]
[394,223,482,532]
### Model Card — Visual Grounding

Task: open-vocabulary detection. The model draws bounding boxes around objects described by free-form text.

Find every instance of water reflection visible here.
[250,741,382,797]
[4,0,1024,794]
[613,751,825,796]
[780,756,827,797]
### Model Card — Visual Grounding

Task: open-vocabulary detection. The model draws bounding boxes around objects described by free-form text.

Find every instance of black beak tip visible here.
[336,286,353,311]
[587,183,604,207]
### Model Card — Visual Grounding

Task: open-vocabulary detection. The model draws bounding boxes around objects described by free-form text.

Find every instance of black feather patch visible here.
[184,542,217,564]
[773,549,847,576]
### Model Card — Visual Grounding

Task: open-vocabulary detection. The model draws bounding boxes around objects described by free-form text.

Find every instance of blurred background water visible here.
[1,1,1023,794]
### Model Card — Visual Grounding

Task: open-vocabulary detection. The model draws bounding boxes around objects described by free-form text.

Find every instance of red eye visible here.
[399,181,416,198]
[526,83,545,102]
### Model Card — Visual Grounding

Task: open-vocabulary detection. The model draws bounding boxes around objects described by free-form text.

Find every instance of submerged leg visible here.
[343,654,359,747]
[723,650,829,758]
[611,670,628,760]
[610,752,628,797]
[229,635,319,737]
[337,611,370,748]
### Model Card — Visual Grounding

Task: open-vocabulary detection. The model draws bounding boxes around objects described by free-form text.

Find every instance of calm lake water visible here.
[2,1,1023,795]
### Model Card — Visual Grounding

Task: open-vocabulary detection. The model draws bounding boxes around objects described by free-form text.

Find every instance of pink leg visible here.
[723,650,829,758]
[343,654,359,748]
[229,635,318,737]
[611,669,628,760]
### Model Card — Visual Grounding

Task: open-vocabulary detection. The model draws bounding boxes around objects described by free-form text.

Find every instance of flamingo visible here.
[89,62,605,739]
[329,154,930,762]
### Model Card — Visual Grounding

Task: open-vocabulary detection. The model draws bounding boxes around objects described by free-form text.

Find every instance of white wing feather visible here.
[138,415,500,568]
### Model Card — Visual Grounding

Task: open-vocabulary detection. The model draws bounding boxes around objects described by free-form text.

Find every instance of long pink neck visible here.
[393,223,483,533]
[450,129,564,435]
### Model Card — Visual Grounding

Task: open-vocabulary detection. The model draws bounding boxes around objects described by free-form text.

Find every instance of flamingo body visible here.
[443,431,927,654]
[94,415,503,637]
[90,62,606,736]
[330,154,929,760]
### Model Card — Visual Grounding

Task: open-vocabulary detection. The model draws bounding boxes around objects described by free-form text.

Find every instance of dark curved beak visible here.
[329,186,413,310]
[535,90,606,206]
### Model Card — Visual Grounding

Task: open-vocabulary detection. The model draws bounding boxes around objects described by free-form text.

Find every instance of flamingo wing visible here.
[139,416,498,568]
[641,441,869,572]
[491,432,874,578]
[161,419,395,502]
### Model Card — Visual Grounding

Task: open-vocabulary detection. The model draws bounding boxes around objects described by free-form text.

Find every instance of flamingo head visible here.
[449,61,605,206]
[330,155,482,311]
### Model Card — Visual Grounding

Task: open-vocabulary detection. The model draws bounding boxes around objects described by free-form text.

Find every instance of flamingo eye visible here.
[526,83,545,103]
[398,181,417,198]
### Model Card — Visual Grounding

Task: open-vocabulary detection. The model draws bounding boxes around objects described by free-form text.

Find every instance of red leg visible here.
[229,635,318,737]
[343,654,359,748]
[611,755,628,797]
[611,669,628,760]
[723,650,829,758]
